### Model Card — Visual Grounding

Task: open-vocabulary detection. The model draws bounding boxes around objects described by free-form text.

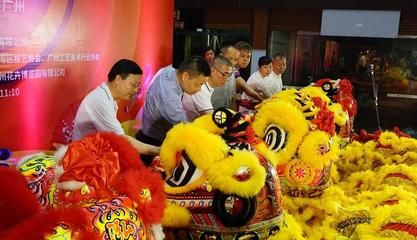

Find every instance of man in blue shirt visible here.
[136,56,210,165]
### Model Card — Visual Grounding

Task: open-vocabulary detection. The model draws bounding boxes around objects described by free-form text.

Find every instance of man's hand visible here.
[51,142,65,150]
[123,135,160,156]
[236,77,265,101]
[254,90,265,101]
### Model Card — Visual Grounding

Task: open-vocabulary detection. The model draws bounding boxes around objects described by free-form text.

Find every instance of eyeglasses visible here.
[130,82,140,88]
[214,67,233,78]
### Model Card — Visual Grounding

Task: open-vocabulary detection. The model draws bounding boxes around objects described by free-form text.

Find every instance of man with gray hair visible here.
[267,52,286,97]
[182,55,233,121]
[211,45,263,110]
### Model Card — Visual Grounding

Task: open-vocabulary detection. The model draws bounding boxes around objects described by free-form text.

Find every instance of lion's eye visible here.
[165,152,203,188]
[264,124,287,152]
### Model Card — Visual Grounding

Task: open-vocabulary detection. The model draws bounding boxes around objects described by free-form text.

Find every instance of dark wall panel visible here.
[270,9,322,32]
[205,8,252,29]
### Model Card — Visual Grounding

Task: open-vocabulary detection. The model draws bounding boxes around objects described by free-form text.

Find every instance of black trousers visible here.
[135,130,162,166]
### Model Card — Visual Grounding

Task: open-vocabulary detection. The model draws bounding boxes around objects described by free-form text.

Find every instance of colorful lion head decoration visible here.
[313,78,357,119]
[248,86,351,238]
[252,89,340,198]
[4,132,166,240]
[311,78,357,145]
[0,166,97,240]
[160,108,284,239]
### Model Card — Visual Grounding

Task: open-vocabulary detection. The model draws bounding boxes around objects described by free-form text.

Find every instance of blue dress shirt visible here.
[140,66,187,142]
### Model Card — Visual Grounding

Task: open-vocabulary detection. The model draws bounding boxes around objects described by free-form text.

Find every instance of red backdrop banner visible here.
[0,0,173,150]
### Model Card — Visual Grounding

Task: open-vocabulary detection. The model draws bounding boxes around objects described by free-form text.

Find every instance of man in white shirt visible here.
[72,59,159,156]
[182,55,233,121]
[240,56,272,112]
[266,53,286,97]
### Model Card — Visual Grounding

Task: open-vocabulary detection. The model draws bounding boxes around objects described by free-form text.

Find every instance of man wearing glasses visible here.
[182,55,233,121]
[211,45,263,111]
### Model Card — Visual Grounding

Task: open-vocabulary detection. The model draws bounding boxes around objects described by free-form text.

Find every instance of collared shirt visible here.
[242,71,268,100]
[72,83,124,141]
[240,71,268,112]
[266,71,283,97]
[211,74,236,110]
[182,82,214,121]
[140,66,187,142]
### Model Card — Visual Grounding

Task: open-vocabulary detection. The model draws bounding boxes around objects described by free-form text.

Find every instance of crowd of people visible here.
[72,41,287,166]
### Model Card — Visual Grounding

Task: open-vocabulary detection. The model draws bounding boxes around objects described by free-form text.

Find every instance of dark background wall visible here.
[175,0,417,10]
